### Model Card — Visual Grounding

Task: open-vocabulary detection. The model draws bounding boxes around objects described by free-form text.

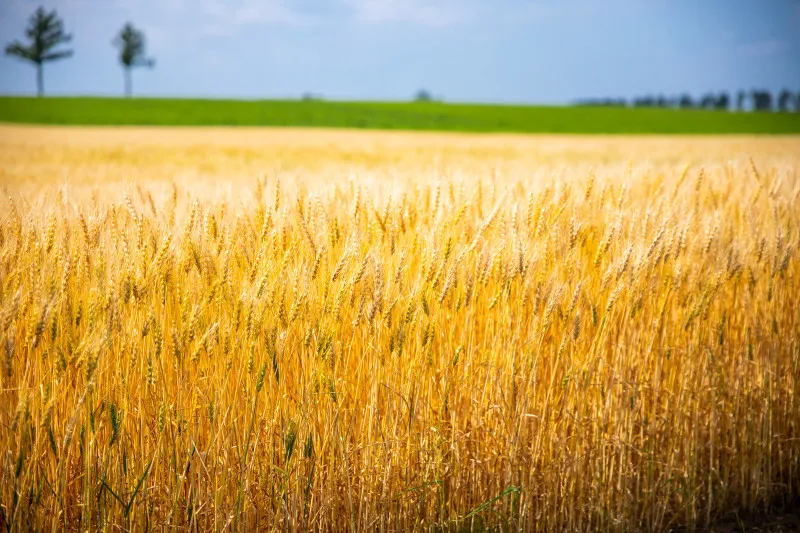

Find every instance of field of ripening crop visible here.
[0,125,798,531]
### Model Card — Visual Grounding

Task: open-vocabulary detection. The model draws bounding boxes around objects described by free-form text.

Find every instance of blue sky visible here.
[0,0,799,103]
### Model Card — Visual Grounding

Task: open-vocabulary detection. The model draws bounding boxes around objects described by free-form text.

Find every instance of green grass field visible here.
[0,96,799,133]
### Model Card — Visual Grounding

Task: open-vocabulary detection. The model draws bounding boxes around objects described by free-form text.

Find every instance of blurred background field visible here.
[1,97,799,133]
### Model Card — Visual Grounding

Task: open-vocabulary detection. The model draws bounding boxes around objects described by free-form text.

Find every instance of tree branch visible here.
[41,50,74,62]
[4,41,36,62]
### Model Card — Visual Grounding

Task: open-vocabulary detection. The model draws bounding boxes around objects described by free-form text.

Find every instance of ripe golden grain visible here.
[0,126,799,531]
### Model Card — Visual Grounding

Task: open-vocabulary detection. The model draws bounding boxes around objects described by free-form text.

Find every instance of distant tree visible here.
[414,89,433,102]
[113,23,154,97]
[574,98,626,107]
[656,95,667,108]
[751,90,772,112]
[700,93,716,109]
[714,92,730,111]
[796,92,800,113]
[633,95,657,107]
[777,89,793,112]
[4,7,73,97]
[678,94,694,109]
[736,90,746,111]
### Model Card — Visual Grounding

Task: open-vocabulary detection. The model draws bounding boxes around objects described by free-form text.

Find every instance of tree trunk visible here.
[124,68,132,98]
[36,63,44,97]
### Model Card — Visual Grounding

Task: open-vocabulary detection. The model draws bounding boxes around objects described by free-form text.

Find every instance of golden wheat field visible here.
[0,125,799,531]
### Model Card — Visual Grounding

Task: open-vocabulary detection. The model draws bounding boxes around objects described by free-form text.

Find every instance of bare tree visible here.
[4,7,73,96]
[113,23,155,97]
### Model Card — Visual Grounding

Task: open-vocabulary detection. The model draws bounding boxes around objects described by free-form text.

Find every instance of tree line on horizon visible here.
[577,89,800,113]
[4,6,153,97]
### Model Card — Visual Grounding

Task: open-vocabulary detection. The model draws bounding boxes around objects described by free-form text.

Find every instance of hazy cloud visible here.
[201,0,317,33]
[342,0,474,26]
[1,0,610,33]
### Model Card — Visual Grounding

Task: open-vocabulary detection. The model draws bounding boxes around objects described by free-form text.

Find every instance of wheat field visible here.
[0,125,799,531]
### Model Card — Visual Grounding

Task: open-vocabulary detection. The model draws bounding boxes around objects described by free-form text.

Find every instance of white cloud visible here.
[489,0,605,25]
[338,0,610,28]
[2,0,605,34]
[343,0,472,27]
[1,0,319,40]
[200,0,317,35]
